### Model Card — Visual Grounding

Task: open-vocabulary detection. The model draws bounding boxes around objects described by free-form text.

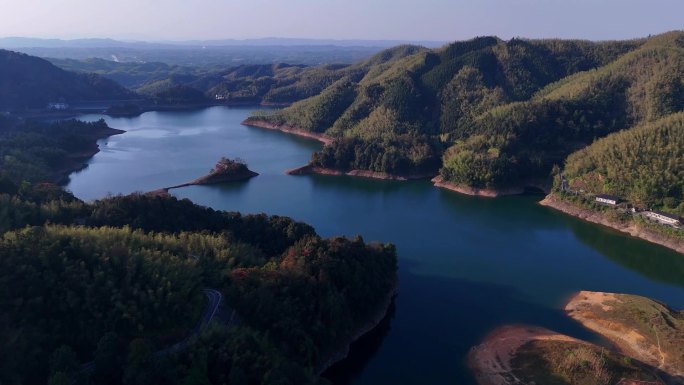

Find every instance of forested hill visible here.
[0,191,397,385]
[248,31,684,186]
[0,50,135,109]
[130,45,426,105]
[562,112,684,216]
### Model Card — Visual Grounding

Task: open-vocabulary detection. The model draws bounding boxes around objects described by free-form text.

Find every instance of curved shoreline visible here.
[540,193,684,254]
[565,290,684,379]
[316,276,399,374]
[241,119,333,145]
[287,163,435,181]
[57,127,126,185]
[468,325,589,385]
[431,176,527,198]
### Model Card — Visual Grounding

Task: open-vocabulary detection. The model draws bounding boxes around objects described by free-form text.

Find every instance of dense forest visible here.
[0,189,398,385]
[0,112,397,384]
[133,51,416,106]
[561,112,684,216]
[0,116,122,184]
[246,32,684,185]
[0,50,134,109]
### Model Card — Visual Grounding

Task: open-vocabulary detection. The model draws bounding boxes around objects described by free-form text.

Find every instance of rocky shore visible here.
[241,119,333,145]
[540,193,684,254]
[287,163,435,181]
[431,176,532,197]
[159,168,259,196]
[565,291,684,380]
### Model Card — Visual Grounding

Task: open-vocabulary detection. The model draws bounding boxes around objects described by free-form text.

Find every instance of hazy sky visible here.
[0,0,682,41]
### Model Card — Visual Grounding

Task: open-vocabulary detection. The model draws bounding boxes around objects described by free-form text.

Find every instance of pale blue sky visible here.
[0,0,681,41]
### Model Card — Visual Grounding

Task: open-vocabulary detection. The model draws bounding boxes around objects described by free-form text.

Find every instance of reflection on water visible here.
[323,301,396,383]
[568,219,684,289]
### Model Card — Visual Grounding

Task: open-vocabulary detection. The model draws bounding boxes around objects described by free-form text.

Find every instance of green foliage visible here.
[276,78,358,133]
[246,32,684,190]
[312,135,441,175]
[0,226,204,383]
[563,112,684,215]
[153,85,207,105]
[0,117,117,184]
[0,191,398,385]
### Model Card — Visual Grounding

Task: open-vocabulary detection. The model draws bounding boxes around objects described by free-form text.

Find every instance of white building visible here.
[643,210,681,226]
[595,194,620,205]
[47,102,69,110]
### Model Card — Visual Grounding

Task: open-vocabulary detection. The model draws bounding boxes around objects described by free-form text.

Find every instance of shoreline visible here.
[467,325,588,385]
[316,276,399,374]
[431,176,550,198]
[241,118,333,145]
[431,176,524,198]
[56,127,125,185]
[147,169,259,198]
[565,290,684,379]
[540,193,684,254]
[287,163,435,181]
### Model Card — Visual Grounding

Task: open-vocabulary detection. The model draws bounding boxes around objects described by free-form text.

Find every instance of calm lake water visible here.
[68,106,684,385]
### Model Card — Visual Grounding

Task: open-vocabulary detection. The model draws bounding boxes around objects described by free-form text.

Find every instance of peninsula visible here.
[566,291,684,380]
[166,157,259,190]
[468,325,663,385]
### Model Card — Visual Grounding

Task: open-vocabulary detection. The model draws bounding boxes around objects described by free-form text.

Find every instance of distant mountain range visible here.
[0,37,447,49]
[0,37,446,67]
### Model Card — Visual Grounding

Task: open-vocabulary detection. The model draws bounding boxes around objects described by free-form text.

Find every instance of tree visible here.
[49,345,79,376]
[94,332,123,385]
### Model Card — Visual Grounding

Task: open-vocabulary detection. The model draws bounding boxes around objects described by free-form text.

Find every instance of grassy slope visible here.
[512,339,662,385]
[566,291,684,379]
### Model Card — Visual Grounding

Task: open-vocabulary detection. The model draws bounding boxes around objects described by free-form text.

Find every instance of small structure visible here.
[643,210,682,226]
[215,94,227,100]
[47,102,69,110]
[595,194,621,206]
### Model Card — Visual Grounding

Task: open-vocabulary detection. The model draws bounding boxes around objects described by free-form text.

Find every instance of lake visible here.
[68,106,684,384]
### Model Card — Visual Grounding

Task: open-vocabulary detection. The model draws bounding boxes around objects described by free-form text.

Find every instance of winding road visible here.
[80,288,226,373]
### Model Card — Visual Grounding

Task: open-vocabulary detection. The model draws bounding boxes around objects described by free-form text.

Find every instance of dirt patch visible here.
[468,325,586,385]
[565,291,684,379]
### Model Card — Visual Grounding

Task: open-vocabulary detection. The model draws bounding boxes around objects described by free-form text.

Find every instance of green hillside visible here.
[0,192,397,385]
[132,46,425,106]
[0,50,135,109]
[249,32,684,186]
[562,112,684,215]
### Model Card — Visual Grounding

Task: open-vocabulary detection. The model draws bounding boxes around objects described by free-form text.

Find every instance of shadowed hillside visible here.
[0,50,135,109]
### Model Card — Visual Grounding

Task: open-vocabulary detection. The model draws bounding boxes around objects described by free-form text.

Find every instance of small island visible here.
[164,157,258,191]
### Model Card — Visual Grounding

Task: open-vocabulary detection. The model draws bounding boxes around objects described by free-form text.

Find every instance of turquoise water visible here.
[68,107,684,384]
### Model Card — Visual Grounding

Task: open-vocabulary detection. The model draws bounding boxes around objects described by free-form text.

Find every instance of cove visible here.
[68,106,684,385]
